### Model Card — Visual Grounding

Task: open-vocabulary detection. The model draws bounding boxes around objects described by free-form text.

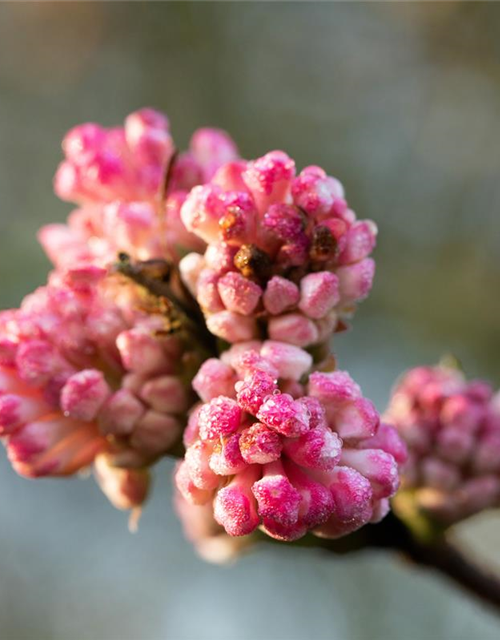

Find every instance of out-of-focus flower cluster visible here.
[179,152,376,347]
[176,341,406,545]
[386,364,500,525]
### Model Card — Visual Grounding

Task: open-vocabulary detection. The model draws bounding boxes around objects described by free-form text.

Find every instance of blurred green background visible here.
[1,3,500,639]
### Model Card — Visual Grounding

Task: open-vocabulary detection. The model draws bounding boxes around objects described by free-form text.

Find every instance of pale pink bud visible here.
[219,341,263,370]
[175,460,214,506]
[262,276,300,315]
[359,423,408,465]
[117,329,174,376]
[257,393,310,437]
[190,128,239,181]
[206,311,258,343]
[15,339,68,386]
[243,151,296,215]
[327,466,374,523]
[251,461,301,526]
[198,396,242,440]
[472,434,500,473]
[94,453,150,510]
[440,395,484,433]
[214,465,261,536]
[185,440,220,490]
[337,258,376,304]
[421,457,461,491]
[218,192,257,246]
[340,448,399,499]
[139,375,189,414]
[204,243,238,274]
[285,461,334,528]
[60,369,111,421]
[179,253,205,296]
[194,269,223,314]
[124,108,172,163]
[261,518,307,542]
[268,313,319,348]
[308,371,362,405]
[235,370,277,414]
[230,349,279,379]
[6,413,103,477]
[130,411,181,456]
[212,161,248,192]
[99,390,145,436]
[102,201,156,252]
[334,397,379,441]
[209,433,247,476]
[314,311,339,343]
[239,423,282,465]
[62,123,105,163]
[0,393,52,435]
[260,341,312,381]
[283,426,342,471]
[181,184,223,243]
[193,359,237,402]
[435,426,474,464]
[338,221,377,265]
[217,272,262,315]
[291,166,345,218]
[298,272,340,319]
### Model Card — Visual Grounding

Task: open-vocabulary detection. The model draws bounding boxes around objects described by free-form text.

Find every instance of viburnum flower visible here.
[179,153,376,346]
[41,108,239,271]
[385,363,500,525]
[176,341,406,542]
[0,266,203,513]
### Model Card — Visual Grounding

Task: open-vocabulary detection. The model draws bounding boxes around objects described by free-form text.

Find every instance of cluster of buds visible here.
[179,152,376,347]
[42,108,239,271]
[176,341,406,541]
[0,267,202,516]
[386,363,500,525]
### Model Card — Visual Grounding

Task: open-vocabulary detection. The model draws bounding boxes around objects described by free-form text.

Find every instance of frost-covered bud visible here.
[217,272,262,315]
[337,259,376,304]
[263,276,300,315]
[60,369,111,421]
[206,311,258,343]
[243,151,295,215]
[181,185,224,244]
[268,313,319,347]
[178,343,405,543]
[386,363,500,525]
[189,128,239,182]
[298,272,339,319]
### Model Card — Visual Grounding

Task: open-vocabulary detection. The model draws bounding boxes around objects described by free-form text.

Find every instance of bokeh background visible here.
[1,3,500,639]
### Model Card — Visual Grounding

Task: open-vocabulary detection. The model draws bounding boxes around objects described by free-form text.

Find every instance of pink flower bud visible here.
[124,108,172,164]
[60,369,111,421]
[179,253,205,296]
[263,276,300,315]
[175,460,214,506]
[190,128,239,181]
[308,371,361,405]
[217,272,262,315]
[94,452,150,510]
[359,422,408,465]
[214,466,261,536]
[268,313,319,348]
[6,413,103,477]
[212,161,248,192]
[99,390,145,436]
[243,151,295,215]
[15,339,68,386]
[291,166,345,218]
[340,448,399,499]
[337,258,376,304]
[257,393,310,437]
[139,375,189,414]
[252,461,301,526]
[327,466,374,523]
[185,440,220,490]
[284,461,334,528]
[235,370,277,414]
[193,359,237,402]
[206,311,258,343]
[196,269,225,313]
[283,426,342,470]
[421,457,461,491]
[198,396,242,440]
[205,243,238,274]
[260,341,312,381]
[209,433,247,476]
[0,393,52,435]
[239,423,282,465]
[117,329,174,376]
[102,202,156,253]
[298,272,340,319]
[334,397,379,441]
[338,220,377,265]
[181,184,223,244]
[130,411,181,456]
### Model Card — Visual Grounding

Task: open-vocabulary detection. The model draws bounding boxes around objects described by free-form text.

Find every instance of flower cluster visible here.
[176,341,406,541]
[179,152,376,346]
[42,108,239,271]
[0,267,201,514]
[386,364,500,525]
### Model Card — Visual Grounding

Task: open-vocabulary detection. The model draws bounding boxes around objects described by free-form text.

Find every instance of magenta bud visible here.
[327,466,374,523]
[251,461,301,526]
[209,433,247,476]
[0,393,52,436]
[235,370,277,415]
[243,151,296,215]
[239,423,282,465]
[257,393,310,437]
[130,411,181,456]
[214,466,260,536]
[60,369,111,422]
[308,371,362,405]
[283,426,342,471]
[196,269,224,313]
[181,184,223,244]
[185,440,221,490]
[340,448,399,499]
[198,396,242,440]
[175,461,214,506]
[338,220,377,265]
[334,397,379,441]
[298,272,340,319]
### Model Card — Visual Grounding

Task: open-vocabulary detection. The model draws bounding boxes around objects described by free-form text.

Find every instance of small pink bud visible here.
[337,258,376,304]
[257,393,310,437]
[235,370,277,414]
[139,375,189,414]
[268,313,319,348]
[130,411,181,456]
[263,276,300,315]
[284,461,334,528]
[327,466,374,523]
[185,440,221,490]
[117,329,174,376]
[421,457,461,491]
[243,151,296,215]
[175,460,213,506]
[340,448,399,499]
[193,359,237,402]
[214,465,260,536]
[124,108,172,163]
[209,433,247,476]
[359,422,408,465]
[198,396,242,440]
[291,167,345,218]
[15,339,68,386]
[334,397,379,441]
[338,220,377,265]
[260,341,312,381]
[181,184,223,244]
[204,243,238,274]
[94,453,150,510]
[179,253,205,296]
[99,390,145,436]
[212,161,248,192]
[435,426,474,464]
[60,369,111,421]
[190,128,239,181]
[251,461,301,526]
[298,272,340,319]
[239,423,282,465]
[283,426,342,471]
[196,269,224,313]
[0,393,52,436]
[206,311,258,343]
[308,371,361,405]
[217,272,262,315]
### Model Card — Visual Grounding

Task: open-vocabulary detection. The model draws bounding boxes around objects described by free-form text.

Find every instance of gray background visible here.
[0,3,499,639]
